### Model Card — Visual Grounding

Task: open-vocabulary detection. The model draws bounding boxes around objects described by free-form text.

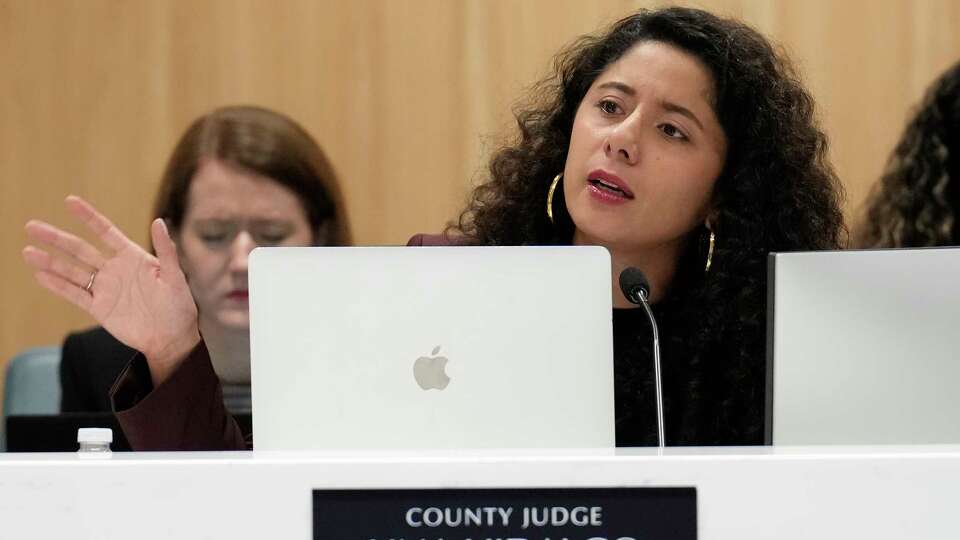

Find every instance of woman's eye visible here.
[256,233,288,246]
[659,123,688,141]
[254,226,292,246]
[199,232,229,244]
[194,221,236,246]
[597,99,621,115]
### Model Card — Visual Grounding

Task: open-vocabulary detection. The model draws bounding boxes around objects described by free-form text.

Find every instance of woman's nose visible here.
[228,231,257,273]
[604,113,642,166]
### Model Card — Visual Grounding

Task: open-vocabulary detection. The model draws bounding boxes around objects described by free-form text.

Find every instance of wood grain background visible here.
[2,0,958,403]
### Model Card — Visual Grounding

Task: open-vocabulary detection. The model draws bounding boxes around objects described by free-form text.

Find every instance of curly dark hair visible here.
[449,7,846,445]
[856,61,960,247]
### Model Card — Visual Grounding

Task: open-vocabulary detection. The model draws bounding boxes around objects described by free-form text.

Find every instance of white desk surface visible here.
[1,446,958,539]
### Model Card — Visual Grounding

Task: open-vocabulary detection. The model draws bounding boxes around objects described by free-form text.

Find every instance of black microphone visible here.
[619,267,650,304]
[618,267,665,448]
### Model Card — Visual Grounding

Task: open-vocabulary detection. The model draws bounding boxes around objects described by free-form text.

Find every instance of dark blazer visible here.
[61,326,137,412]
[406,233,461,246]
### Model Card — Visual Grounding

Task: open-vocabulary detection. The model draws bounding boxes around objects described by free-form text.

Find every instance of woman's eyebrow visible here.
[596,81,635,95]
[193,217,235,224]
[250,219,293,227]
[595,80,705,131]
[660,99,704,131]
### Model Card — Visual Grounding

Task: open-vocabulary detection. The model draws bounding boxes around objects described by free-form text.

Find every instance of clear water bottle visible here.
[77,428,113,454]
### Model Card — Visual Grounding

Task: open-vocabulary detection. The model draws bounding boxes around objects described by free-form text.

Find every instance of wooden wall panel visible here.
[1,0,959,405]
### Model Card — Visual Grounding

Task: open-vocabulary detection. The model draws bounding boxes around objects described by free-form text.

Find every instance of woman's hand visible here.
[23,196,200,385]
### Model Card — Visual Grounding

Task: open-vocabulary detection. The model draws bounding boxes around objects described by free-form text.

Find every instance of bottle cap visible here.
[77,428,113,444]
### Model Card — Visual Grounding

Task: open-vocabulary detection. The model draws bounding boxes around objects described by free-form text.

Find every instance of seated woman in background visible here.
[55,105,351,415]
[25,7,844,449]
[856,61,960,247]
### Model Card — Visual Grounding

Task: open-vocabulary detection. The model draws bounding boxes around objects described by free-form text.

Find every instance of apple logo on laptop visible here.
[413,346,450,390]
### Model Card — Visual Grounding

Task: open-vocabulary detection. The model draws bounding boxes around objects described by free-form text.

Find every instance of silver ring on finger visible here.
[84,270,97,293]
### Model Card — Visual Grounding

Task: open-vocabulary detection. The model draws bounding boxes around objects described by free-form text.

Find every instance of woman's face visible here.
[176,158,313,331]
[563,40,727,256]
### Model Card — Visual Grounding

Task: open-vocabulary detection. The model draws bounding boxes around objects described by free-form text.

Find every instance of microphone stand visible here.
[619,267,665,449]
[636,289,664,449]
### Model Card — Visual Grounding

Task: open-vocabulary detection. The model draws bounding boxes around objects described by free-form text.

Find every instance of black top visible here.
[61,326,253,414]
[60,326,136,412]
[612,305,765,447]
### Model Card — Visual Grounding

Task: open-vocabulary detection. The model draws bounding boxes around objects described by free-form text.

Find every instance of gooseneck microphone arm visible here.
[618,267,665,448]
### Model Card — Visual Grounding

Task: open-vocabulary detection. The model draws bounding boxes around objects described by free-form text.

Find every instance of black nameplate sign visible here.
[313,487,696,540]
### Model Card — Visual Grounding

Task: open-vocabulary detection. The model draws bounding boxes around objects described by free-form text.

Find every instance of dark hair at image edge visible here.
[856,61,960,247]
[152,105,352,247]
[449,7,846,444]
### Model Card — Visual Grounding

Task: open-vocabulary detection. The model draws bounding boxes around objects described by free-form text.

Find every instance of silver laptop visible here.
[767,247,960,445]
[248,246,614,450]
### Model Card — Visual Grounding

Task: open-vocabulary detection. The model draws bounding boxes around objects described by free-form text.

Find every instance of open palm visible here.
[23,196,200,384]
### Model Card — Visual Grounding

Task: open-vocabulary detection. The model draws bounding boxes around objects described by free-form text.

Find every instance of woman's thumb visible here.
[151,218,181,277]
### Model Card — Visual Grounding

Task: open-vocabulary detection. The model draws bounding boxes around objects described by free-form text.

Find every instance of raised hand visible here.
[23,196,200,385]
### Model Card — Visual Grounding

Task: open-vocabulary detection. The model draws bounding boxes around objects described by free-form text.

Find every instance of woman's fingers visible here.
[151,218,182,280]
[25,220,107,269]
[65,195,131,253]
[22,245,96,289]
[32,269,93,312]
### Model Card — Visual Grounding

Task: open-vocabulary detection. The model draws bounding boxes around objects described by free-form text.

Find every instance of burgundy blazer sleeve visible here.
[110,341,248,451]
[406,233,462,246]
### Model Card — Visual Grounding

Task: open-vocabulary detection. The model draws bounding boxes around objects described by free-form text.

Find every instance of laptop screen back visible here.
[249,246,615,450]
[767,248,960,445]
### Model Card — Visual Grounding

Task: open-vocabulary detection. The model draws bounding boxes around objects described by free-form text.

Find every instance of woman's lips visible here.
[586,169,635,204]
[226,290,249,301]
[588,183,632,204]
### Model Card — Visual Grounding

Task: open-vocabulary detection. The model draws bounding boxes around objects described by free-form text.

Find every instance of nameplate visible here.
[313,487,696,540]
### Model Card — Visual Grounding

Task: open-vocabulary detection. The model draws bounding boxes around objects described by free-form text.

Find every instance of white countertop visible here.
[1,445,957,539]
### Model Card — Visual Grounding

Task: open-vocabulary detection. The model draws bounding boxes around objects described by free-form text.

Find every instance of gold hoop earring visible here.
[704,229,715,273]
[546,173,562,224]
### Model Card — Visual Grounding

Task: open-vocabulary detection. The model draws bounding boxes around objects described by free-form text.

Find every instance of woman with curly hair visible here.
[856,61,960,248]
[23,7,845,449]
[420,7,845,446]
